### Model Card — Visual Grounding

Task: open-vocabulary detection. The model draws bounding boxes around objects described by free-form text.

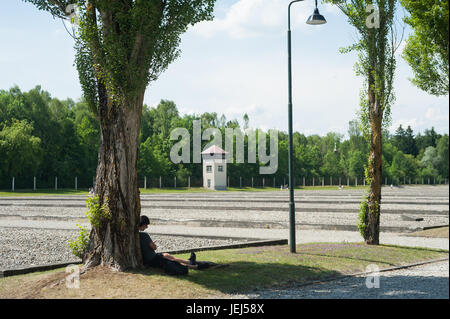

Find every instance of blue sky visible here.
[1,0,448,138]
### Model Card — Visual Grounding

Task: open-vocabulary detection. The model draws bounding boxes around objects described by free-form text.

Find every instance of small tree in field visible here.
[24,0,215,270]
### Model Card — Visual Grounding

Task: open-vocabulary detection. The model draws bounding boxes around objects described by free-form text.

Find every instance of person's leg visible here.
[161,253,198,269]
[147,253,166,269]
[162,253,191,265]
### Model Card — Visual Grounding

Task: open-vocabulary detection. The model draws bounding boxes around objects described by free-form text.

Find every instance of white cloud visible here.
[389,106,449,134]
[425,107,449,122]
[190,0,328,39]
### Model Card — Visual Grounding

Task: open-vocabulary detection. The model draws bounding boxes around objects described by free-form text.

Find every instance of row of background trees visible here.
[0,85,448,190]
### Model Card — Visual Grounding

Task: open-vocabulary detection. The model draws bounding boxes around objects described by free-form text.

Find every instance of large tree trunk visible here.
[83,91,144,271]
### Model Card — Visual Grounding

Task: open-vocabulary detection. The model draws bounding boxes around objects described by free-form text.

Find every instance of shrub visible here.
[68,194,110,258]
[68,223,89,259]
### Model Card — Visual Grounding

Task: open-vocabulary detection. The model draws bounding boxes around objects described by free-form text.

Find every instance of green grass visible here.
[222,186,368,192]
[139,187,215,194]
[0,185,369,196]
[1,242,447,298]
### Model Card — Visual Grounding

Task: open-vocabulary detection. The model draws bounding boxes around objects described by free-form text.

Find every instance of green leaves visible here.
[76,0,215,107]
[24,0,216,111]
[0,86,99,189]
[0,120,43,177]
[85,194,111,229]
[22,0,74,19]
[401,0,449,96]
[75,38,99,116]
[357,195,369,238]
[68,223,89,259]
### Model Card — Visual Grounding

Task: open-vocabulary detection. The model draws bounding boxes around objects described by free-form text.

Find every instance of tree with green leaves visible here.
[401,0,449,96]
[326,0,399,244]
[321,150,343,178]
[392,124,406,151]
[389,150,419,182]
[348,150,367,178]
[0,120,43,179]
[436,134,449,178]
[23,0,215,270]
[391,124,417,155]
[416,126,441,151]
[403,125,417,156]
[420,146,441,177]
[152,100,180,139]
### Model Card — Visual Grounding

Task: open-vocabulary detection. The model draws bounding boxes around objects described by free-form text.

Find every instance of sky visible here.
[0,0,448,138]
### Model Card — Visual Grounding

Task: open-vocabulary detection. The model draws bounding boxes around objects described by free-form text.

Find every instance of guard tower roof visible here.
[201,145,228,155]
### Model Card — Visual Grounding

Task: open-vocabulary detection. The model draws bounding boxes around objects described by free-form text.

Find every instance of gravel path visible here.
[0,186,447,234]
[0,206,447,231]
[0,227,251,270]
[232,260,449,299]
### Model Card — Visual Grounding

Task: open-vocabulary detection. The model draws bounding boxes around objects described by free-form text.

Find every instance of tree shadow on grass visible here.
[127,261,343,294]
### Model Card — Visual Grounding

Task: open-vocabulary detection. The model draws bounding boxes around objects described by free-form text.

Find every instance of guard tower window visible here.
[206,165,212,173]
[218,165,223,172]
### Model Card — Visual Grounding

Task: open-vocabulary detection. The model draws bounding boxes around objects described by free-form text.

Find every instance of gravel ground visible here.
[2,200,448,210]
[0,186,447,275]
[1,186,447,233]
[0,206,447,230]
[230,260,449,299]
[0,227,251,270]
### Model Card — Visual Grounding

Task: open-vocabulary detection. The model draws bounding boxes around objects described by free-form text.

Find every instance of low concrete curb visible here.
[162,239,288,255]
[0,261,81,278]
[0,238,287,278]
[422,225,449,230]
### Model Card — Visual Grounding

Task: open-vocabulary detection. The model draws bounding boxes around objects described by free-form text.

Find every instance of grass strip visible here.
[0,242,447,299]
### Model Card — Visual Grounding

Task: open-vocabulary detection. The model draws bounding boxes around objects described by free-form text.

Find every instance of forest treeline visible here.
[0,86,448,189]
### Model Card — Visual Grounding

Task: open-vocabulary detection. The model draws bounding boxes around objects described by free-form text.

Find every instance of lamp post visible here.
[287,0,326,253]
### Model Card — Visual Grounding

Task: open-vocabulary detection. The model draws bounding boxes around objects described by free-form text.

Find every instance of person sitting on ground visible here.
[139,215,209,270]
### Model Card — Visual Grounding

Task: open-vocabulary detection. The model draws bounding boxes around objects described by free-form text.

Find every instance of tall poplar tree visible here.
[24,0,215,270]
[326,0,399,244]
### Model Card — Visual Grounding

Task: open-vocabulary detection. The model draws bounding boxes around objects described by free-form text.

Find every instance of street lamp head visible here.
[306,7,327,25]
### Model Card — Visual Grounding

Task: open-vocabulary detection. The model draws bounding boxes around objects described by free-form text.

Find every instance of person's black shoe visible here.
[189,252,197,265]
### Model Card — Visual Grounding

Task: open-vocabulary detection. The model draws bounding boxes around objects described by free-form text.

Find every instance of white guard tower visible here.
[201,145,228,190]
